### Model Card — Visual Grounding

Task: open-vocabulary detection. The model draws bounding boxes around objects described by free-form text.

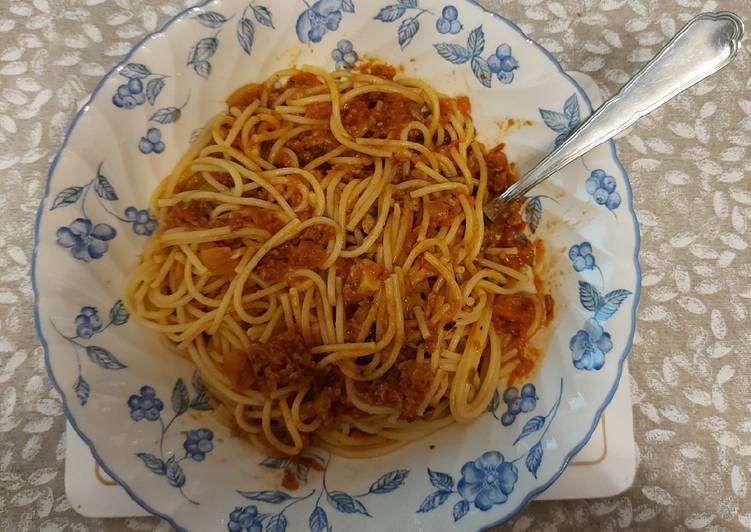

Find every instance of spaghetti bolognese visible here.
[125,63,553,458]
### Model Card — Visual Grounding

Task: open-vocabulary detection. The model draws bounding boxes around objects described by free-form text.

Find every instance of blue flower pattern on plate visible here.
[184,429,215,461]
[112,63,168,109]
[130,375,215,504]
[56,219,116,262]
[434,26,515,88]
[458,452,518,510]
[228,505,266,532]
[50,162,154,261]
[539,93,580,147]
[230,455,408,531]
[128,386,165,422]
[75,306,103,339]
[419,380,563,520]
[586,168,622,211]
[297,0,355,44]
[505,384,537,426]
[436,5,461,34]
[124,207,158,236]
[487,44,518,84]
[50,300,130,406]
[374,0,432,49]
[571,318,613,371]
[569,241,595,272]
[487,383,539,427]
[568,240,605,287]
[139,127,166,155]
[332,39,358,70]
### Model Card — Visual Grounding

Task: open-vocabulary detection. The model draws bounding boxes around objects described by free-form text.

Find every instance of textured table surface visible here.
[1,0,750,530]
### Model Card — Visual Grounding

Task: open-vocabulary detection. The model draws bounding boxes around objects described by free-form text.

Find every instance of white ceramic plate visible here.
[33,0,641,530]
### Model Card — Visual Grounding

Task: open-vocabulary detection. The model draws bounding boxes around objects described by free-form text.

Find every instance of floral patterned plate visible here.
[32,0,641,530]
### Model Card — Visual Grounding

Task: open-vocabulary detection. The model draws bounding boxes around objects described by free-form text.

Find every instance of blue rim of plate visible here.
[30,1,642,529]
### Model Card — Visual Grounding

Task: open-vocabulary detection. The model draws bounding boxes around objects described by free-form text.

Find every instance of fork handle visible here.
[484,11,744,221]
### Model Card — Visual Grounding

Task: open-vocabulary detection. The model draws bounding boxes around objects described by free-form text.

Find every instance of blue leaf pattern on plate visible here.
[110,301,130,325]
[187,5,276,78]
[166,457,186,488]
[523,196,542,233]
[171,377,190,415]
[85,345,126,369]
[252,5,274,28]
[525,443,543,478]
[195,11,229,28]
[238,491,293,504]
[73,375,90,405]
[434,43,472,63]
[466,24,484,54]
[374,4,406,22]
[398,17,421,49]
[579,280,601,311]
[145,78,165,105]
[368,469,409,493]
[564,94,580,128]
[193,60,212,79]
[150,107,181,124]
[375,0,431,49]
[266,513,288,532]
[417,489,452,512]
[230,453,406,529]
[539,93,580,146]
[327,491,370,516]
[513,415,546,445]
[189,37,218,64]
[470,55,491,88]
[51,186,84,209]
[119,63,151,79]
[427,468,454,490]
[137,452,167,475]
[236,16,255,54]
[93,168,118,200]
[308,506,329,532]
[596,290,632,321]
[452,499,470,521]
[539,109,569,133]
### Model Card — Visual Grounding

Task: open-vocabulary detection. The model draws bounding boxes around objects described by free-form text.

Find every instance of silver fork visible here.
[483,11,745,222]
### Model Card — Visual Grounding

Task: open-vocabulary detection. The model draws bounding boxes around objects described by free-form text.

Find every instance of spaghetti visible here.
[125,64,553,458]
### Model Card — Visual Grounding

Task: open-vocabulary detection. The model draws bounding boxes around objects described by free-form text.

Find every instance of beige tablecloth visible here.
[1,0,750,530]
